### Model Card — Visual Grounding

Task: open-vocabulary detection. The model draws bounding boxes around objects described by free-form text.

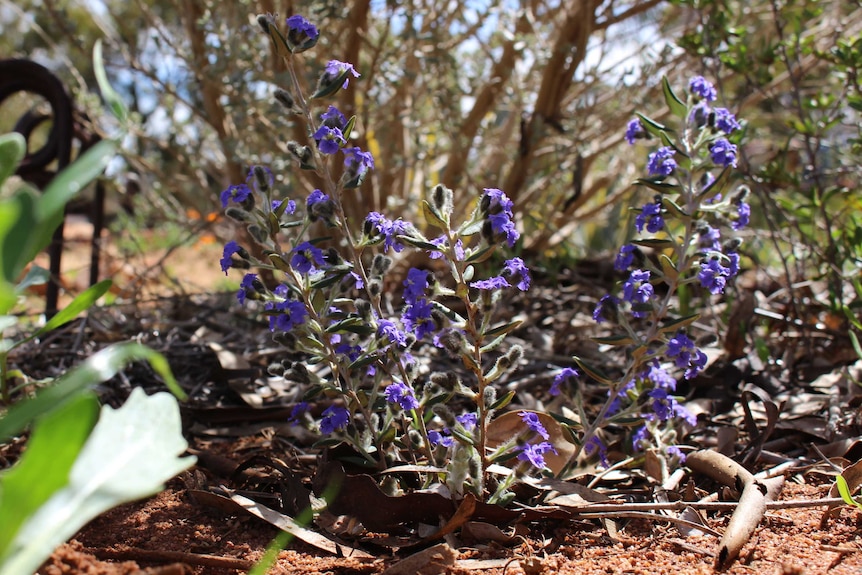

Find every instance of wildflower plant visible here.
[563,76,748,474]
[220,14,536,501]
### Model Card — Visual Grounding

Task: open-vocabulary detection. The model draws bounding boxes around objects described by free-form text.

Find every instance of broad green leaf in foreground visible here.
[0,388,195,575]
[0,393,99,558]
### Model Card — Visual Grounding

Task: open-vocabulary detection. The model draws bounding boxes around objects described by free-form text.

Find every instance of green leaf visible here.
[0,388,195,575]
[0,393,99,559]
[850,330,862,362]
[661,76,688,119]
[635,112,672,138]
[0,190,36,283]
[836,475,862,510]
[635,178,682,196]
[0,133,25,187]
[659,313,701,334]
[632,238,675,250]
[28,279,112,341]
[572,356,613,386]
[93,40,128,123]
[397,235,439,251]
[421,200,448,230]
[488,389,515,411]
[311,68,353,99]
[37,139,117,228]
[465,245,497,264]
[483,319,524,338]
[658,254,678,282]
[0,342,184,441]
[591,334,637,346]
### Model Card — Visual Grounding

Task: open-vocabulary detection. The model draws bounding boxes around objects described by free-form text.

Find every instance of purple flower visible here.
[364,212,409,253]
[403,268,430,304]
[592,294,617,323]
[456,413,477,431]
[470,276,511,290]
[313,125,346,155]
[643,361,677,391]
[519,411,550,440]
[402,297,435,339]
[385,381,420,411]
[727,252,740,276]
[714,107,741,134]
[551,367,578,396]
[584,436,609,468]
[220,241,241,275]
[698,257,729,295]
[625,118,645,144]
[666,445,687,462]
[666,331,708,379]
[291,242,326,274]
[517,441,557,469]
[307,189,330,207]
[632,425,650,451]
[710,138,738,168]
[647,146,677,177]
[325,60,361,89]
[286,15,319,40]
[689,76,717,102]
[635,200,664,233]
[349,271,364,289]
[428,236,465,261]
[615,245,636,272]
[288,402,309,425]
[646,388,696,426]
[428,430,454,448]
[481,188,519,247]
[268,299,308,332]
[622,269,654,317]
[481,188,514,213]
[502,257,531,291]
[319,405,350,435]
[220,183,251,208]
[344,147,375,177]
[378,318,408,347]
[237,273,258,304]
[320,105,347,128]
[699,225,721,251]
[732,202,750,230]
[272,199,297,214]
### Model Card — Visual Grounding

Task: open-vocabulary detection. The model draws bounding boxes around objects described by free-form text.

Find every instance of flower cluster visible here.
[216,14,536,500]
[560,76,747,469]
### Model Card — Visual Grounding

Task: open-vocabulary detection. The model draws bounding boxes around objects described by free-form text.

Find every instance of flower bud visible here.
[371,254,393,277]
[367,278,382,298]
[354,298,372,321]
[273,331,297,350]
[274,88,296,111]
[482,386,497,407]
[267,362,285,376]
[248,224,268,244]
[431,184,454,218]
[226,207,252,222]
[252,165,271,193]
[432,404,457,427]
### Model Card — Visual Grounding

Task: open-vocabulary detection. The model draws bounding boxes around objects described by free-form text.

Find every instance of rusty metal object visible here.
[0,59,106,316]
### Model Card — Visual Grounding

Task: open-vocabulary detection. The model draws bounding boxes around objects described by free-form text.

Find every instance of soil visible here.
[6,221,862,575]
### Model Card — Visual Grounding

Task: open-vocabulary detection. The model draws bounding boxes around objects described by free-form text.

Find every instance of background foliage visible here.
[2,0,860,320]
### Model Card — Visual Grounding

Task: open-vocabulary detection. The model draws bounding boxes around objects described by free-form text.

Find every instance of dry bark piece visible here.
[686,449,785,570]
[380,543,457,575]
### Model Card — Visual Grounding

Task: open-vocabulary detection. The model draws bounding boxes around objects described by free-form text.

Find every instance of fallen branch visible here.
[85,546,254,570]
[686,450,785,571]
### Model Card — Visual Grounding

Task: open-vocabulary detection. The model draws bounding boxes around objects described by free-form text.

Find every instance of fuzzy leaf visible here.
[0,389,194,575]
[661,76,688,119]
[572,356,613,386]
